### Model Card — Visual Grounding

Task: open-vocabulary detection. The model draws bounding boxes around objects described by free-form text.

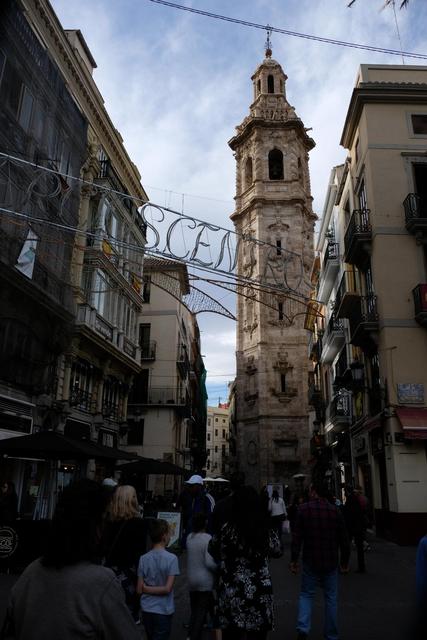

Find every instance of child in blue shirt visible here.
[137,519,180,640]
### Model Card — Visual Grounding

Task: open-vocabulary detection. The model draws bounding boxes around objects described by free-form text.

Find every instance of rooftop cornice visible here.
[341,82,427,149]
[229,117,315,151]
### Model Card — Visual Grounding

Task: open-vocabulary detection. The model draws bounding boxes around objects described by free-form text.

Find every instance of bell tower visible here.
[230,41,316,488]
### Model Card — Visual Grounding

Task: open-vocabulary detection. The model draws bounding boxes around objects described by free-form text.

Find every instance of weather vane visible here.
[265,25,272,58]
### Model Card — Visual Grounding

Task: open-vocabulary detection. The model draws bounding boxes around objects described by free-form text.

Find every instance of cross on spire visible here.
[265,26,272,58]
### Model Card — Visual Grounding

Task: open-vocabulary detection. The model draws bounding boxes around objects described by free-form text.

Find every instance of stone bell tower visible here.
[230,41,316,489]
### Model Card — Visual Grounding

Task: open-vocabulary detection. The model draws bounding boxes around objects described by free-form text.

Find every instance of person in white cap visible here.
[177,475,213,549]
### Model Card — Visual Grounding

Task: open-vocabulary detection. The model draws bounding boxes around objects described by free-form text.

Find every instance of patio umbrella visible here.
[0,431,141,461]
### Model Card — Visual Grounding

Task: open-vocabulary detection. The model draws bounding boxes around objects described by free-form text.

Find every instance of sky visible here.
[50,0,427,404]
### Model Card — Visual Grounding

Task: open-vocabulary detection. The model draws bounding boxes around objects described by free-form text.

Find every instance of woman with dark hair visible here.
[3,479,141,639]
[208,485,281,640]
[268,489,287,548]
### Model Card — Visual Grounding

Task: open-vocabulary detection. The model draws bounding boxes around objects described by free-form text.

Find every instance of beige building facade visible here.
[126,258,207,493]
[206,405,230,477]
[313,64,427,544]
[230,48,316,489]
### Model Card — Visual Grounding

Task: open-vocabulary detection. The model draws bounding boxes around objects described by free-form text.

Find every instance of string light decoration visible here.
[0,152,323,325]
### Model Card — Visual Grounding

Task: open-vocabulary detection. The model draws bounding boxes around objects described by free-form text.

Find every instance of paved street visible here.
[0,534,418,639]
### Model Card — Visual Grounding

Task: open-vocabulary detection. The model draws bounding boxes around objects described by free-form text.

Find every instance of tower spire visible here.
[265,25,272,58]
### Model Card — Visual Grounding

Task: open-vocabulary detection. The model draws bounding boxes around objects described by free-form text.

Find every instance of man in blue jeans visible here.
[289,481,350,640]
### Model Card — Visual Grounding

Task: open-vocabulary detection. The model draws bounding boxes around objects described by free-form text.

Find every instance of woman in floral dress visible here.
[208,485,281,639]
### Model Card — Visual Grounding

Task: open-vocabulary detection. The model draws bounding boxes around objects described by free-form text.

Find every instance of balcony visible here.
[140,340,157,361]
[177,344,190,376]
[344,208,372,269]
[404,194,427,237]
[335,271,361,319]
[329,392,351,426]
[348,294,379,352]
[321,315,345,364]
[75,304,140,368]
[333,348,351,390]
[413,284,427,326]
[130,387,188,407]
[317,242,340,304]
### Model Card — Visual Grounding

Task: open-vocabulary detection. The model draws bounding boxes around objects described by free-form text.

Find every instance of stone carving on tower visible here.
[230,40,316,488]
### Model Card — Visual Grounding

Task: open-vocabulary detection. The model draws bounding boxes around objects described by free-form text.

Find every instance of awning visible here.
[395,407,427,440]
[117,458,189,476]
[0,431,141,461]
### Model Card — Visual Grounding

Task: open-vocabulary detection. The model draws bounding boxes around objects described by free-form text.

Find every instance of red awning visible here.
[395,407,427,440]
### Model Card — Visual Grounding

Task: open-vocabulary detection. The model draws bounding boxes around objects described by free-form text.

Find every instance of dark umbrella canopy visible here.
[0,431,140,461]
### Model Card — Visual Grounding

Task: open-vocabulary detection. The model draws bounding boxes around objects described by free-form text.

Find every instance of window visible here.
[215,446,218,453]
[222,444,226,454]
[268,149,284,180]
[411,114,427,135]
[127,419,144,446]
[278,302,284,320]
[93,270,108,317]
[18,86,34,132]
[142,276,151,303]
[215,429,218,436]
[215,418,218,423]
[222,429,226,438]
[355,137,361,164]
[257,79,261,94]
[244,157,253,189]
[281,374,287,393]
[207,418,211,426]
[267,74,274,93]
[358,179,368,211]
[207,433,211,441]
[276,239,282,256]
[207,460,210,470]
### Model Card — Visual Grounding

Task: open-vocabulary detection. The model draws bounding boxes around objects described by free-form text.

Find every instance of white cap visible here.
[102,477,118,487]
[185,474,204,485]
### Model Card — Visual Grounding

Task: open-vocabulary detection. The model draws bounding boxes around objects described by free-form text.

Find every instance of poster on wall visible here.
[157,511,181,548]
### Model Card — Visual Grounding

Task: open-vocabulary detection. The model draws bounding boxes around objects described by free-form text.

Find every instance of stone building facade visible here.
[206,405,230,477]
[230,48,316,489]
[313,64,427,544]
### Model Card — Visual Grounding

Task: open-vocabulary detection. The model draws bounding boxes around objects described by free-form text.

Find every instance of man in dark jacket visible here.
[290,481,350,640]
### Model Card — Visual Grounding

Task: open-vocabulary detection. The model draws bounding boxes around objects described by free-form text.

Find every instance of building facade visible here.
[126,258,207,492]
[0,0,88,515]
[230,47,316,489]
[0,0,148,512]
[314,64,427,544]
[206,405,230,477]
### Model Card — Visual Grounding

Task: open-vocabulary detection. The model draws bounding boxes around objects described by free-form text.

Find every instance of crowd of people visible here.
[0,474,425,640]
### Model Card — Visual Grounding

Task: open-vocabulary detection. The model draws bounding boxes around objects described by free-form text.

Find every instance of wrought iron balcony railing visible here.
[140,340,157,361]
[330,392,351,424]
[323,241,339,269]
[130,387,188,406]
[344,208,371,268]
[403,194,427,234]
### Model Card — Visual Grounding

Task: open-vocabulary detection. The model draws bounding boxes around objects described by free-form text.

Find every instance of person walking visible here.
[186,512,217,640]
[102,484,148,621]
[343,485,367,573]
[137,519,180,640]
[3,479,141,640]
[178,475,213,548]
[209,485,281,640]
[290,480,350,640]
[268,489,287,548]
